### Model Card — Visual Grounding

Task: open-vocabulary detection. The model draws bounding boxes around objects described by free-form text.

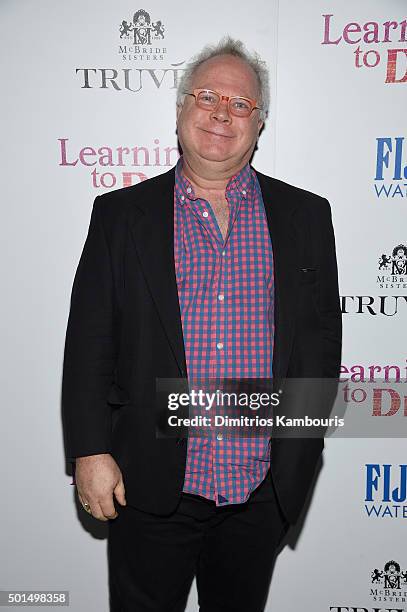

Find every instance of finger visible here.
[89,501,110,522]
[99,497,119,520]
[114,478,127,506]
[77,488,105,520]
[77,491,89,509]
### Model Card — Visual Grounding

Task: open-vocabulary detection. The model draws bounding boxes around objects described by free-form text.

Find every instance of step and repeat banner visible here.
[272,1,406,610]
[1,0,405,610]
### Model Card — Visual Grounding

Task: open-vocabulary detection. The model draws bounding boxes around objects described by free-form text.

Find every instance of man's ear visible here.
[176,103,183,123]
[257,120,264,134]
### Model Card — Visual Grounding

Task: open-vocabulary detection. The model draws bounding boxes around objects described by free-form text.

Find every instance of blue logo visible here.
[375,137,407,198]
[365,464,407,518]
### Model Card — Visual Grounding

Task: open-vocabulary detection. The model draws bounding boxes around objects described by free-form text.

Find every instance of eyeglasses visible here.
[183,89,261,118]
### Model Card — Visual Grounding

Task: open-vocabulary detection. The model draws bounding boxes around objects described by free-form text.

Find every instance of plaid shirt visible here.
[174,157,275,506]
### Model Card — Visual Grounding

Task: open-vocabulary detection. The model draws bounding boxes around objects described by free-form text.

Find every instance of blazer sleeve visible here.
[61,196,119,461]
[319,198,342,380]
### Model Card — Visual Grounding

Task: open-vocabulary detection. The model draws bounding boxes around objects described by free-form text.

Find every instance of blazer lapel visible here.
[128,167,187,377]
[255,171,300,381]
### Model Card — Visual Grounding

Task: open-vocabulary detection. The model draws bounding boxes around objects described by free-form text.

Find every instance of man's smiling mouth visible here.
[199,127,235,139]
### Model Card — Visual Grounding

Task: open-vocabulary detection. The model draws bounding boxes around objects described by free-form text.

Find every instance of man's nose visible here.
[210,100,232,124]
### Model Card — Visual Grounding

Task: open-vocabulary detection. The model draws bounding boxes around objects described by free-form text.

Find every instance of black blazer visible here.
[61,166,342,525]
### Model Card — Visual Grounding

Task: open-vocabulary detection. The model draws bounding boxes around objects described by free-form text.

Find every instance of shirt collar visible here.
[174,156,254,208]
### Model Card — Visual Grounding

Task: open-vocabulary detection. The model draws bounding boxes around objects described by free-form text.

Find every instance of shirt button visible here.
[186,187,192,194]
[216,342,223,350]
[242,189,247,196]
[221,250,226,256]
[216,433,223,441]
[218,294,224,301]
[202,211,209,218]
[180,195,185,201]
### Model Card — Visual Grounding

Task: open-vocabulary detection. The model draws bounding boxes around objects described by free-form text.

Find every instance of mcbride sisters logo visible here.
[341,238,407,315]
[377,243,407,290]
[75,7,185,91]
[118,8,166,61]
[329,559,407,610]
[321,14,407,83]
[371,560,407,603]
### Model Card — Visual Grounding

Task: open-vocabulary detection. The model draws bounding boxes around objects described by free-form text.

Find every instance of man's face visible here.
[176,54,264,171]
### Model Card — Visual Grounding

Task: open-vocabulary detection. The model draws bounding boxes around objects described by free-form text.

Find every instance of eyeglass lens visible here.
[195,90,253,117]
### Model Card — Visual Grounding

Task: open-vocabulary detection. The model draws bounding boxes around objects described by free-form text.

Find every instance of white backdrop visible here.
[1,1,406,610]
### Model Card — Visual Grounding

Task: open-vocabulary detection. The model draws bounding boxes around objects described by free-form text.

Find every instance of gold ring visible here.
[82,502,92,514]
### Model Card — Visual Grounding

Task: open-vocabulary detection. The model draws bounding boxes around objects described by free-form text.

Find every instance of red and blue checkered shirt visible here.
[174,157,275,506]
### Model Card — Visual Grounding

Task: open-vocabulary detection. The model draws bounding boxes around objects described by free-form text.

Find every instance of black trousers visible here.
[107,468,289,612]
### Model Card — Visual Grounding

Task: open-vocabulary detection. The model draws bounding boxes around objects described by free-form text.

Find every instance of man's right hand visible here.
[74,453,127,521]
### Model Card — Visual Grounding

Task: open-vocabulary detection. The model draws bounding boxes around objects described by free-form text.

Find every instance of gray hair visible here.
[176,36,270,121]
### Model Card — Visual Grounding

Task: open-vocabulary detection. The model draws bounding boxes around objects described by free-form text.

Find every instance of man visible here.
[62,36,342,611]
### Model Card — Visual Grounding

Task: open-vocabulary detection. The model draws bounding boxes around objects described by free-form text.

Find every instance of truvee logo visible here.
[340,295,407,316]
[75,7,185,91]
[341,233,407,315]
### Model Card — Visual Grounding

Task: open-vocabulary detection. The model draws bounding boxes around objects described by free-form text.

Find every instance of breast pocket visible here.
[299,267,318,284]
[299,267,320,319]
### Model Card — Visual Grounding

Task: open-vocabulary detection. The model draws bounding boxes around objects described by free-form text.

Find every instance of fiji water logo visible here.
[365,464,407,519]
[375,137,407,199]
